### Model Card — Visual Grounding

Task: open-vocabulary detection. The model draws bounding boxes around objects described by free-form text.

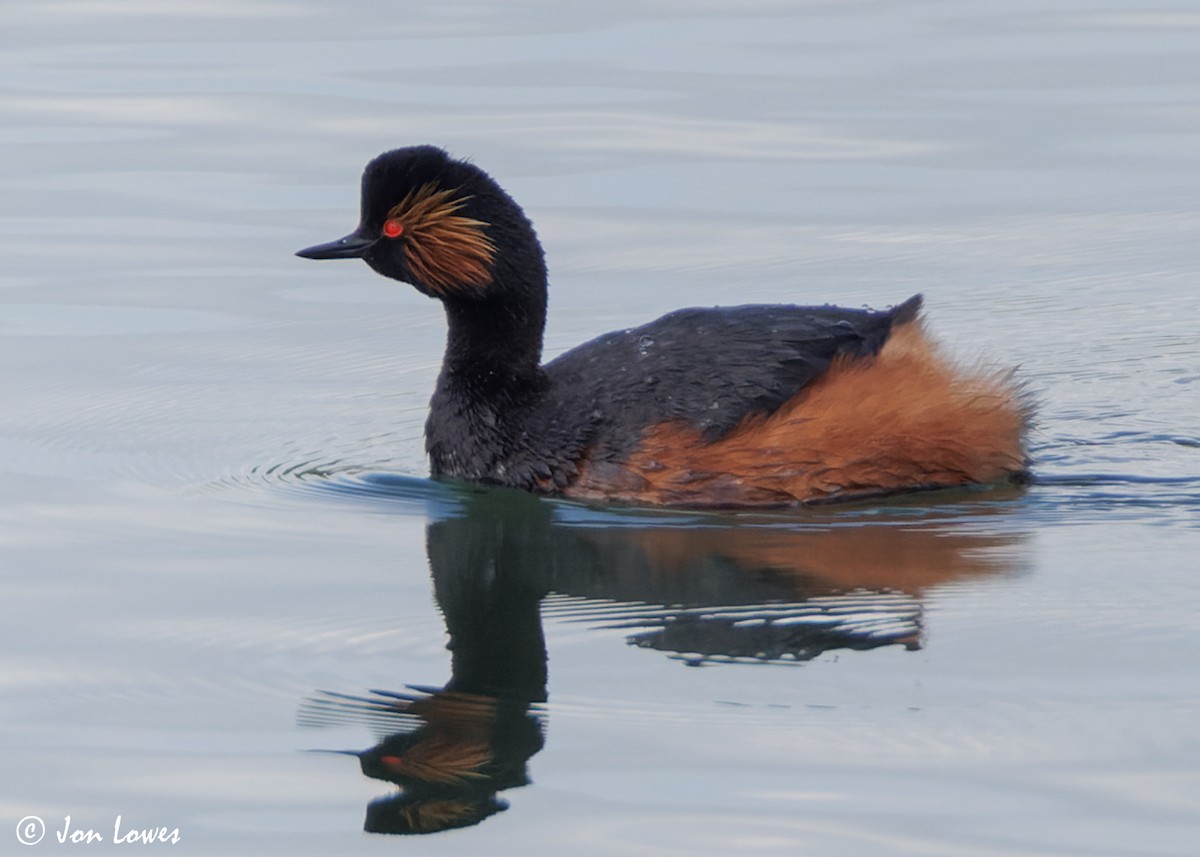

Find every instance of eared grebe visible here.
[297,146,1030,507]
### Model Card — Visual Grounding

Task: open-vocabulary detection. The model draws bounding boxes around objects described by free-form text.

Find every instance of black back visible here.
[548,295,920,440]
[453,293,926,489]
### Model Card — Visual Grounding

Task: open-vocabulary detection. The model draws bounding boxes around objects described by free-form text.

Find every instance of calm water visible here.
[2,2,1198,854]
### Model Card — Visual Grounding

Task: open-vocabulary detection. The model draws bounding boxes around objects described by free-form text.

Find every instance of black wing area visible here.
[542,294,922,455]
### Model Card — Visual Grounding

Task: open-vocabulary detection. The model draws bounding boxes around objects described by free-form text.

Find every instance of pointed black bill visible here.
[296,231,377,260]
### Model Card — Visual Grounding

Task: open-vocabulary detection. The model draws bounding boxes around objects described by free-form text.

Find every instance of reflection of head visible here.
[300,686,545,836]
[354,692,541,834]
[364,791,508,835]
[357,691,544,793]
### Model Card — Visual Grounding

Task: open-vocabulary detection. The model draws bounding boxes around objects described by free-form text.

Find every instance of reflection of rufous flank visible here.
[578,524,1022,594]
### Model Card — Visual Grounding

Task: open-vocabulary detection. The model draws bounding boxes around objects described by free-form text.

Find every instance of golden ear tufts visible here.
[387,183,497,295]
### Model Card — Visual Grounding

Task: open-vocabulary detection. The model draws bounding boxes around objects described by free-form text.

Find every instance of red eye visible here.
[381,219,404,238]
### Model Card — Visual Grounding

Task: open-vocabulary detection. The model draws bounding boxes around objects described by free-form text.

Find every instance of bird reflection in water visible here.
[300,482,1027,834]
[305,688,545,833]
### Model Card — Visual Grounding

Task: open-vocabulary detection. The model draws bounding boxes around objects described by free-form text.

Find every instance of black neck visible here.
[440,284,547,390]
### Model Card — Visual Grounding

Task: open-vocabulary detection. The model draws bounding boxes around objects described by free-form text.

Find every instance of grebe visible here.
[298,146,1030,507]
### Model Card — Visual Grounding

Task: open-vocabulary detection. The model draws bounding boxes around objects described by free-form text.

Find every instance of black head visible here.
[297,146,541,301]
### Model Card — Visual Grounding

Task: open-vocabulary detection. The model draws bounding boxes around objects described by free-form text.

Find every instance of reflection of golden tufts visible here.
[379,693,498,785]
[569,322,1030,507]
[387,183,496,294]
[409,690,500,722]
[380,739,492,785]
[399,799,478,834]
